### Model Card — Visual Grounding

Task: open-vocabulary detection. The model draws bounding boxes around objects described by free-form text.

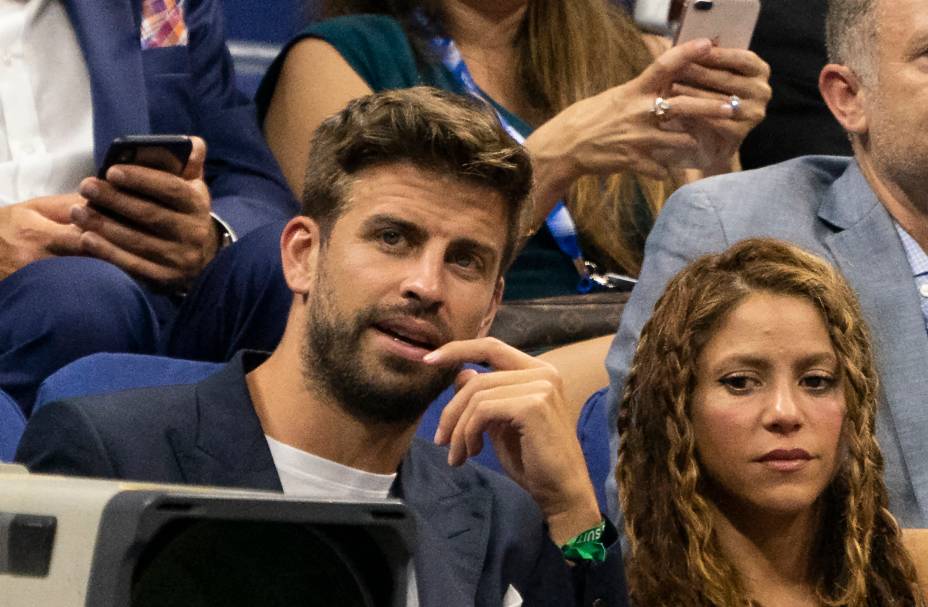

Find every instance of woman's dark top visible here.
[256,14,581,300]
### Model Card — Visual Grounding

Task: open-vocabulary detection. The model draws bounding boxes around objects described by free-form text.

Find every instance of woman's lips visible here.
[755,448,813,472]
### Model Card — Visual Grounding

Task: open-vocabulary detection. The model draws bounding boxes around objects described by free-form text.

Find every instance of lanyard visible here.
[414,12,635,291]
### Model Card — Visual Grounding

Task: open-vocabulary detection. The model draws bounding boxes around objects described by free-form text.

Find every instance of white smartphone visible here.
[634,0,686,35]
[673,0,761,49]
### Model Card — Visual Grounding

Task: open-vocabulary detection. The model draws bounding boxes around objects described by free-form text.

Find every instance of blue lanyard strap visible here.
[414,10,599,293]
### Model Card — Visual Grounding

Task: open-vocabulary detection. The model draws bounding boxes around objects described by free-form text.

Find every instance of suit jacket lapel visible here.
[820,161,928,523]
[62,0,150,168]
[173,352,282,492]
[394,441,493,606]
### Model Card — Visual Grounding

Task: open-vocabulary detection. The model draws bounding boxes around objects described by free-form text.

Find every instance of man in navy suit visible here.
[18,87,627,606]
[0,0,297,414]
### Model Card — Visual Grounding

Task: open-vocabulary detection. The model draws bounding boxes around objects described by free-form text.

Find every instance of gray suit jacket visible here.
[604,156,928,527]
[18,352,627,606]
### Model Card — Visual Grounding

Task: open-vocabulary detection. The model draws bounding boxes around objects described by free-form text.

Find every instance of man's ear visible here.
[280,216,321,295]
[477,277,505,337]
[819,63,869,135]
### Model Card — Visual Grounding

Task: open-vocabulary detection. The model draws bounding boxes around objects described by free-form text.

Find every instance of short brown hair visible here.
[302,86,534,272]
[619,238,924,606]
[825,0,879,82]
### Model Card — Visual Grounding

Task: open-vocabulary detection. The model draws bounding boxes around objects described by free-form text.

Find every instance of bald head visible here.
[826,0,879,83]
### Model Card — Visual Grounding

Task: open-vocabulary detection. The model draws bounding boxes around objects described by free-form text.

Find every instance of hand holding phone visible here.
[76,135,218,291]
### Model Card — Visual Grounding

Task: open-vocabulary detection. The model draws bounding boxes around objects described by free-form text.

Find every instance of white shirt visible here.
[0,0,94,205]
[265,436,523,607]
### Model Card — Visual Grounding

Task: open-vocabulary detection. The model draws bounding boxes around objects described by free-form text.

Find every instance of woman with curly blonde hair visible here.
[618,238,925,606]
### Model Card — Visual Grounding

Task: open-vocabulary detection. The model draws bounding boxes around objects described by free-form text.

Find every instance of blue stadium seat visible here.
[221,0,317,97]
[0,387,25,462]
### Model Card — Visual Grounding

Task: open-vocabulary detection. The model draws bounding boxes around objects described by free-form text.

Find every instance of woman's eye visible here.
[801,374,835,391]
[719,375,758,393]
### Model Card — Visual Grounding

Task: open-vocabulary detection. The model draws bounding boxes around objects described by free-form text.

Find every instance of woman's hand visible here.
[525,38,771,223]
[672,46,772,174]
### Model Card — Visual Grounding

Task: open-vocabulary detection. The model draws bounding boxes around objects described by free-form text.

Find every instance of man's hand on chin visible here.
[426,337,602,546]
[74,136,218,293]
[0,194,85,280]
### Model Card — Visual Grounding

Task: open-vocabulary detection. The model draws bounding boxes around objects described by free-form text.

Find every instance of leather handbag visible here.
[488,291,630,352]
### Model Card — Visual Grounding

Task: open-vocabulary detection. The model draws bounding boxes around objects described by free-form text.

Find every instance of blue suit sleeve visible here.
[15,400,118,480]
[182,0,299,237]
[603,185,730,522]
[518,518,628,607]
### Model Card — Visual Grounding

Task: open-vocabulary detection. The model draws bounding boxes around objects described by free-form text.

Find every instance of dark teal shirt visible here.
[257,14,580,300]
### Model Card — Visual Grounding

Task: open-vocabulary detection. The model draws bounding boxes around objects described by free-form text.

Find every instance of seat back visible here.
[0,388,25,461]
[221,0,315,97]
[35,353,222,411]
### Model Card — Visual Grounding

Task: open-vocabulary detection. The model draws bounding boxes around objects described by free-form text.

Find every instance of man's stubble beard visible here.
[866,85,928,214]
[300,265,461,426]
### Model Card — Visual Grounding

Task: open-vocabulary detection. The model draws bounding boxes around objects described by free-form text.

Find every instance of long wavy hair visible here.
[323,0,681,275]
[618,238,924,606]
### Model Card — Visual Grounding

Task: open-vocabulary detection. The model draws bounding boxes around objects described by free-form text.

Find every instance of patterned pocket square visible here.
[140,0,189,49]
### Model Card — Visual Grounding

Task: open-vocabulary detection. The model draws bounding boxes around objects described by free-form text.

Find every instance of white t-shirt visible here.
[265,436,523,607]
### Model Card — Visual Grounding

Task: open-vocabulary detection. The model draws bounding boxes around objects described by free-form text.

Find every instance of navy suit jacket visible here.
[63,0,299,236]
[17,352,628,607]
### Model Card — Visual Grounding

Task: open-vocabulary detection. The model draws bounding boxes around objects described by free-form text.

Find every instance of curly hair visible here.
[618,238,924,606]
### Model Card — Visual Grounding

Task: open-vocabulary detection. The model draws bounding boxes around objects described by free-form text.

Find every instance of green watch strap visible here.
[560,518,608,563]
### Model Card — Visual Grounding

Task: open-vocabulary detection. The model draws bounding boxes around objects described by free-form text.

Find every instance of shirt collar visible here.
[894,222,928,279]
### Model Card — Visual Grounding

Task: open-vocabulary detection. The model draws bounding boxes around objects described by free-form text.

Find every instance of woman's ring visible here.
[651,96,672,120]
[728,94,742,115]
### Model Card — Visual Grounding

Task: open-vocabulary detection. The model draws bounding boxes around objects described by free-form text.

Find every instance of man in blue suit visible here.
[18,88,627,606]
[0,0,297,414]
[605,0,928,528]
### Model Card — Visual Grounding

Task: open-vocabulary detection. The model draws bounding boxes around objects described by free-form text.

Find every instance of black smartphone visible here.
[97,135,193,179]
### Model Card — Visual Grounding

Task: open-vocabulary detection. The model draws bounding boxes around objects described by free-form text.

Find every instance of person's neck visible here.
[245,328,416,475]
[441,1,526,51]
[855,147,928,252]
[441,0,536,121]
[710,496,821,607]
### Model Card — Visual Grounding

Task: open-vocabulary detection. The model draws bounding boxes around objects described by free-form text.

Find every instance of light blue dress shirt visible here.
[894,223,928,333]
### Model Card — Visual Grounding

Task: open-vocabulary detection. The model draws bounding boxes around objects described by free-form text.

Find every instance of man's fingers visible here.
[434,368,548,445]
[92,169,200,215]
[425,337,548,371]
[27,194,86,224]
[182,136,207,181]
[79,179,195,239]
[448,381,557,466]
[454,367,480,391]
[636,38,713,92]
[71,205,187,267]
[80,231,183,288]
[44,222,85,257]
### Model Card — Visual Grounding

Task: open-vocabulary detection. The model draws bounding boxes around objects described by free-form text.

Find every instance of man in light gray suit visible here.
[605,0,928,527]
